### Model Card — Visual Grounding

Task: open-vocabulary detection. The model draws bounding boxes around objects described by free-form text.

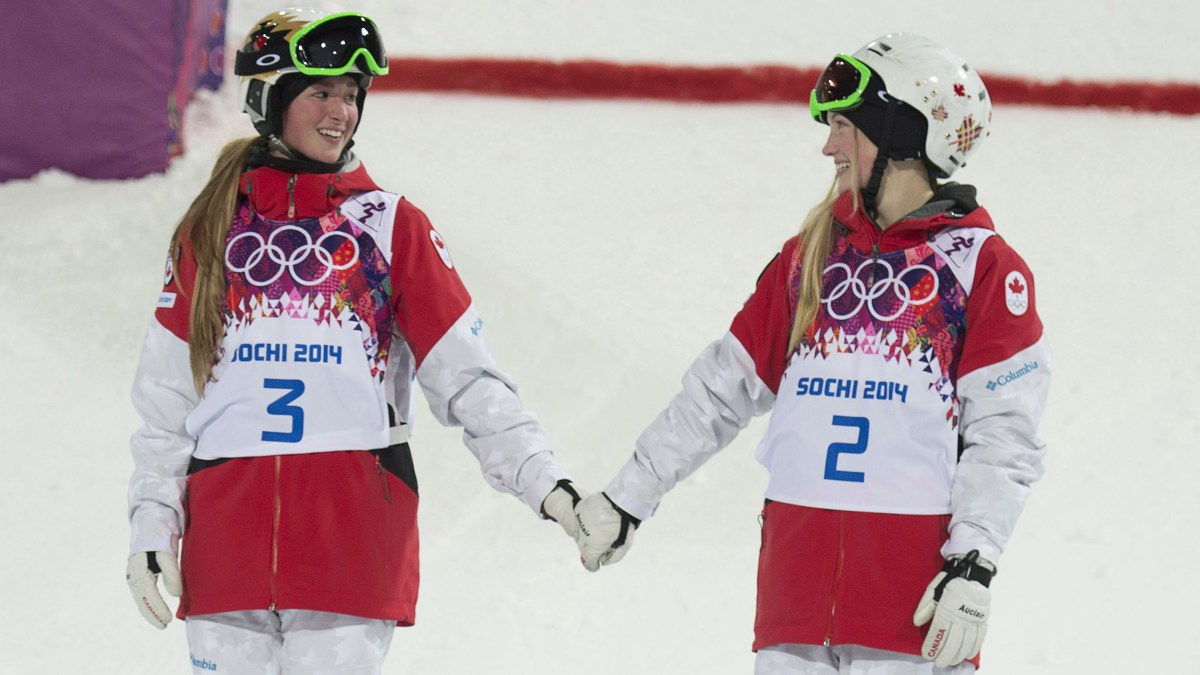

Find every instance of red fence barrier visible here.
[373,58,1200,115]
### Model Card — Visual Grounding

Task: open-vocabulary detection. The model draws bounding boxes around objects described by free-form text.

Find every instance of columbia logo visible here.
[191,655,218,671]
[986,361,1038,391]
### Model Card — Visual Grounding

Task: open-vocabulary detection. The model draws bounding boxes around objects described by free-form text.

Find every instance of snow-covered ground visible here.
[2,1,1197,673]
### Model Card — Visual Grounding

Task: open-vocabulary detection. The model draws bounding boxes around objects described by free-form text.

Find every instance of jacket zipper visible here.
[375,455,391,503]
[824,512,846,646]
[269,455,282,611]
[286,175,297,219]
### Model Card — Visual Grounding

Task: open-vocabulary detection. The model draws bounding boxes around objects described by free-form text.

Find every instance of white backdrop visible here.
[1,1,1197,673]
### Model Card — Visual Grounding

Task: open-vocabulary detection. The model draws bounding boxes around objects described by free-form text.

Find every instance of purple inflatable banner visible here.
[0,0,227,182]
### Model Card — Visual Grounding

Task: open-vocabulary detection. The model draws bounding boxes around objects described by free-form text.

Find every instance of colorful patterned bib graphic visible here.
[793,228,968,425]
[223,203,393,379]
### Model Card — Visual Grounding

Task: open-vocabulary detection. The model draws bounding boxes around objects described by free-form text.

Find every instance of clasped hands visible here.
[541,480,640,572]
[130,476,992,668]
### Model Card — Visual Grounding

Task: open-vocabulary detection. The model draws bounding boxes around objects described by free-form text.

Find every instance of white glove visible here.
[913,551,994,668]
[575,492,640,572]
[126,551,182,629]
[541,480,587,538]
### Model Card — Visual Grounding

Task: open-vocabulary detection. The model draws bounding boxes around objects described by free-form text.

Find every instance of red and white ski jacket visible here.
[605,186,1050,653]
[127,161,566,621]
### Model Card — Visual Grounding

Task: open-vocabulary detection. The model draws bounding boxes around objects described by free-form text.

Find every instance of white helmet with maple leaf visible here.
[851,33,992,178]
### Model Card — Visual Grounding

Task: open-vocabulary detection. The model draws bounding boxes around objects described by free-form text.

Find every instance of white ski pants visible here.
[185,610,395,674]
[755,644,977,675]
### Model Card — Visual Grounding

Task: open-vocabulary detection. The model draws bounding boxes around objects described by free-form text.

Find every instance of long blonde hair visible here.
[786,135,864,355]
[169,136,264,393]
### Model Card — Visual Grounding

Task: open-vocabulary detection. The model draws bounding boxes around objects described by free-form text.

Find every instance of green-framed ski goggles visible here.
[810,54,872,123]
[290,12,389,77]
[237,12,390,78]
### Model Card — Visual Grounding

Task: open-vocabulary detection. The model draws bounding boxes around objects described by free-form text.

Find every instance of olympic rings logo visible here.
[821,259,939,321]
[225,226,359,287]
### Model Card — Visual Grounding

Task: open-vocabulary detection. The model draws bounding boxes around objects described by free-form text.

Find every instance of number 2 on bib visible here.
[824,415,869,482]
[262,378,305,443]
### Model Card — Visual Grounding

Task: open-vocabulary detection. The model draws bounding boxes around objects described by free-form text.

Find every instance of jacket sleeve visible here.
[128,244,200,555]
[391,201,568,514]
[945,235,1051,564]
[604,239,798,521]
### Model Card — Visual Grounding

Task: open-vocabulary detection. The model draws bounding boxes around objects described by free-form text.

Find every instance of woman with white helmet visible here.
[124,8,584,673]
[572,33,1051,673]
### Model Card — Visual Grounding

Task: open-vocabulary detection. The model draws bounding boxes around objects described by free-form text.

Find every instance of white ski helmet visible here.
[812,33,991,178]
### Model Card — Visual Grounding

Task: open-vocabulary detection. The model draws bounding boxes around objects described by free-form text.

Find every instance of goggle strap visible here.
[235,47,291,76]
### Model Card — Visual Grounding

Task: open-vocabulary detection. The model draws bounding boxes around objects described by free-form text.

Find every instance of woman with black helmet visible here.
[124,9,584,672]
[572,33,1051,673]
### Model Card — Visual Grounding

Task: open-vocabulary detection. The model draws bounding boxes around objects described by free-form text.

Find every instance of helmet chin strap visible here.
[267,134,298,159]
[861,97,898,221]
[255,133,354,174]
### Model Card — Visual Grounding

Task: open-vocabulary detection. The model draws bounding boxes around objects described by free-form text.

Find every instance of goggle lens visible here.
[810,55,872,122]
[293,14,389,76]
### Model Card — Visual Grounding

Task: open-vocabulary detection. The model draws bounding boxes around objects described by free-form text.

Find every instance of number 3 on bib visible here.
[262,378,305,443]
[824,415,869,483]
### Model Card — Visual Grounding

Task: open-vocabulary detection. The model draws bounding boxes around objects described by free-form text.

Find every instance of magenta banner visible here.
[0,0,226,182]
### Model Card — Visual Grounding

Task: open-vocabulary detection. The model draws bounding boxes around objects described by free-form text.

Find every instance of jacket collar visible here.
[238,162,381,220]
[832,183,995,252]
